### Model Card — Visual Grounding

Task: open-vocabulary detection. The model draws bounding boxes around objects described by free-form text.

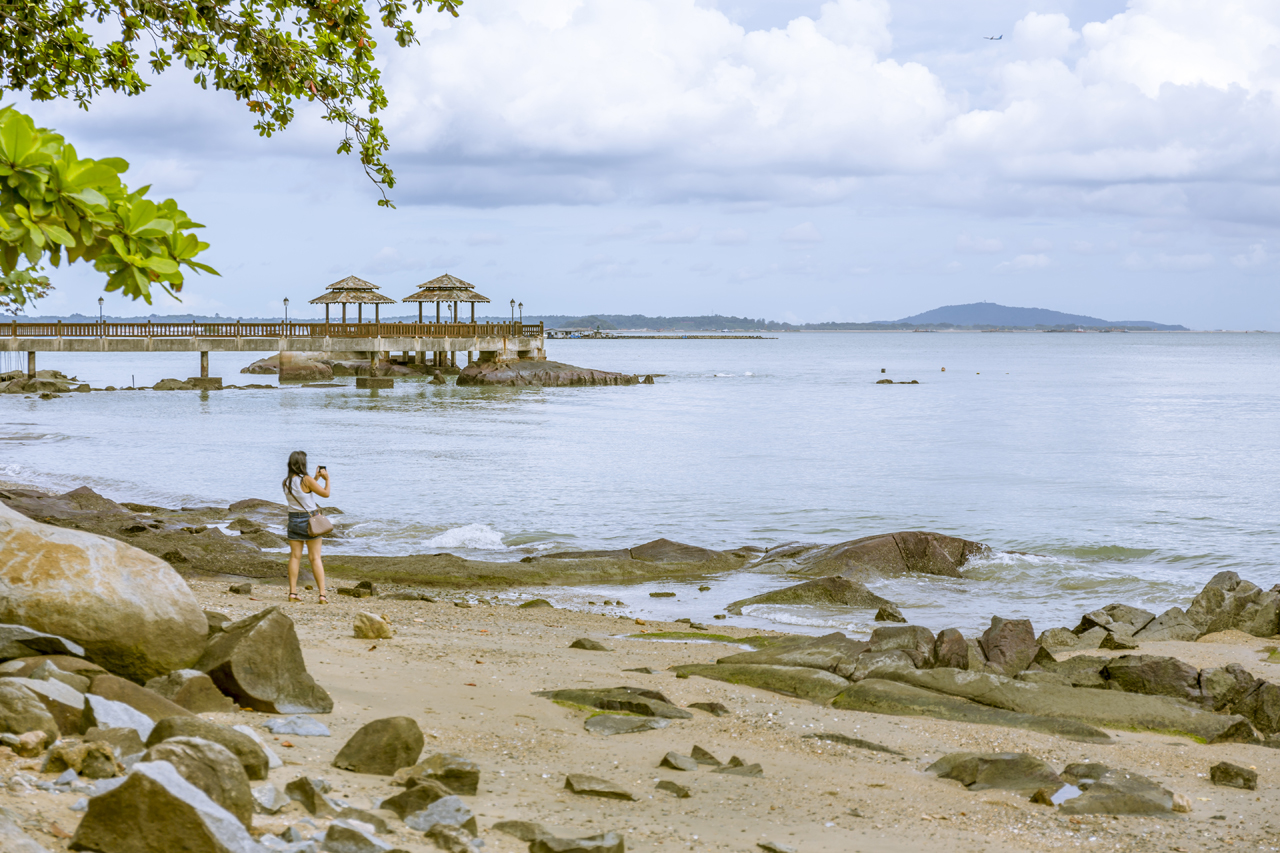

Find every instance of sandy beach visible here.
[3,574,1277,853]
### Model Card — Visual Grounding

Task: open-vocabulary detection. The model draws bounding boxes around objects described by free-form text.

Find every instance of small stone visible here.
[1099,632,1139,651]
[392,752,480,795]
[404,795,477,833]
[1210,761,1258,790]
[253,783,292,814]
[691,745,722,765]
[622,667,655,674]
[656,779,691,798]
[323,819,410,853]
[584,715,670,736]
[336,807,391,834]
[758,842,796,853]
[569,638,609,651]
[144,669,235,714]
[518,599,553,609]
[337,588,373,599]
[426,824,474,853]
[14,729,49,757]
[286,776,339,817]
[353,613,394,640]
[698,586,711,592]
[659,752,698,771]
[1029,788,1055,806]
[229,583,253,595]
[529,833,625,853]
[565,773,637,800]
[874,604,906,623]
[688,702,730,717]
[713,762,764,777]
[333,717,424,776]
[355,581,378,595]
[1172,792,1193,813]
[379,780,452,819]
[264,715,331,737]
[649,592,676,598]
[43,741,119,779]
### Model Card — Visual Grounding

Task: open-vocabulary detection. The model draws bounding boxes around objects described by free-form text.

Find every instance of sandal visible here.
[317,594,329,605]
[288,591,301,602]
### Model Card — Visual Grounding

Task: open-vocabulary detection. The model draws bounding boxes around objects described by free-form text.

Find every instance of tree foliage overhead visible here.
[0,0,461,205]
[0,106,214,310]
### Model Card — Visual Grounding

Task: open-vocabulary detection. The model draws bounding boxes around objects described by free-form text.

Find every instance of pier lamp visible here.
[510,299,515,322]
[283,297,289,324]
[98,297,103,323]
[519,302,523,323]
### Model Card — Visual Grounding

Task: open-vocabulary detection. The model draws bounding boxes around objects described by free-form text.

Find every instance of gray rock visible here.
[335,808,391,835]
[672,664,850,702]
[263,716,331,737]
[535,686,693,718]
[517,599,553,609]
[1060,762,1111,786]
[10,676,85,735]
[1132,607,1200,642]
[1235,680,1280,735]
[353,613,393,640]
[688,702,729,716]
[0,805,52,853]
[1210,761,1257,790]
[231,725,283,770]
[148,717,270,780]
[799,732,903,755]
[761,531,988,580]
[584,714,670,735]
[691,745,721,765]
[425,824,474,853]
[28,660,91,692]
[1039,655,1111,689]
[392,752,479,795]
[252,784,292,815]
[145,670,235,714]
[1101,604,1156,633]
[569,638,610,651]
[492,820,553,842]
[758,842,796,853]
[89,673,194,723]
[1102,655,1203,704]
[1198,664,1259,712]
[285,777,338,817]
[85,726,147,759]
[144,736,254,828]
[529,833,624,853]
[230,583,253,595]
[873,603,905,622]
[378,780,452,819]
[831,678,1112,743]
[1073,626,1108,649]
[0,623,86,661]
[1099,632,1138,651]
[404,795,477,833]
[333,717,424,776]
[979,617,1038,676]
[86,693,154,741]
[321,820,411,853]
[656,779,690,798]
[564,774,637,800]
[70,760,265,853]
[1058,769,1174,815]
[867,625,936,667]
[44,740,119,778]
[1036,628,1080,652]
[713,757,764,777]
[932,629,970,669]
[927,752,1063,794]
[659,751,698,771]
[716,633,868,679]
[195,607,333,714]
[725,576,892,616]
[850,650,918,682]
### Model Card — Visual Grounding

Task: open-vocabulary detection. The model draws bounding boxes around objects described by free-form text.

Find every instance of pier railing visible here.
[8,320,544,339]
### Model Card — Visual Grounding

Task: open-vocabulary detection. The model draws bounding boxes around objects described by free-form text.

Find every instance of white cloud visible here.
[956,234,1004,253]
[1231,244,1268,268]
[1013,12,1080,60]
[781,222,823,243]
[712,228,749,244]
[1156,252,1215,271]
[994,253,1051,272]
[1028,238,1054,252]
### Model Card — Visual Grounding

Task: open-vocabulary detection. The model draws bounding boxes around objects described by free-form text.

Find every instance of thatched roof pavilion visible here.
[309,275,396,323]
[403,274,491,323]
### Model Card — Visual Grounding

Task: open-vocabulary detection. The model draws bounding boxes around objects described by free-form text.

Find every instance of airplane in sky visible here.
[984,34,1003,40]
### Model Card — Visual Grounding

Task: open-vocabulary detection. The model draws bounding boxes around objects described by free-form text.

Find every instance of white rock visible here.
[86,694,154,741]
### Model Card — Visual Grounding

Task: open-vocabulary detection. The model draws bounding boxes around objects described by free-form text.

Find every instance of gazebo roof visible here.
[403,273,491,304]
[308,274,396,304]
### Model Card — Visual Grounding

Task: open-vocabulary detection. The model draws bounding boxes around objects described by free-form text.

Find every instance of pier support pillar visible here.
[415,351,425,366]
[200,351,209,379]
[368,351,377,377]
[450,351,457,368]
[26,351,35,380]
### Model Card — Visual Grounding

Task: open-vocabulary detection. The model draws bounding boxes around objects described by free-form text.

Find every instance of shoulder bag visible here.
[307,509,334,536]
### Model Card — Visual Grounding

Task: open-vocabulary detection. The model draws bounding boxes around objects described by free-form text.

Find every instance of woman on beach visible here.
[283,450,330,604]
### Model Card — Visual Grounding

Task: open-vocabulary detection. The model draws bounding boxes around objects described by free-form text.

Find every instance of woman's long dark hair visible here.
[283,450,308,502]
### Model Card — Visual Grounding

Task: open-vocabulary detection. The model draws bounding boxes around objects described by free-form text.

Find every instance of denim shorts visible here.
[287,512,319,541]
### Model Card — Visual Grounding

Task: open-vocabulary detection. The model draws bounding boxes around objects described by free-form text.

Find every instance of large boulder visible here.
[1186,572,1280,638]
[927,752,1063,794]
[89,674,194,722]
[867,625,936,667]
[456,359,639,387]
[1132,607,1200,642]
[69,760,264,853]
[716,632,869,679]
[628,539,724,563]
[1199,664,1260,712]
[725,577,891,616]
[1235,681,1280,735]
[1101,655,1202,705]
[672,663,850,702]
[0,503,207,682]
[1058,768,1175,815]
[979,618,1039,676]
[0,681,59,741]
[194,607,332,714]
[144,670,235,714]
[143,737,254,829]
[764,532,989,579]
[147,717,271,781]
[333,717,425,775]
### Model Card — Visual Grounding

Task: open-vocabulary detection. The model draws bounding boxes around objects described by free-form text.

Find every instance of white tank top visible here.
[285,475,318,512]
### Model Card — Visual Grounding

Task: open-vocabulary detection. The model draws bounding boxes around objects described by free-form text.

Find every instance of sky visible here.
[13,0,1280,328]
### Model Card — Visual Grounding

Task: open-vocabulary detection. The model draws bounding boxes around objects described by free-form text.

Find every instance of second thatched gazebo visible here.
[402,273,491,323]
[309,275,397,323]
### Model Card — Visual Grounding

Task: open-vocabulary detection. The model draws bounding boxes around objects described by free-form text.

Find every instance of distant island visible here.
[15,302,1187,332]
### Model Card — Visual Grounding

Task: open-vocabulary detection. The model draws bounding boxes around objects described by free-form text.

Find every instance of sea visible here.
[2,331,1277,639]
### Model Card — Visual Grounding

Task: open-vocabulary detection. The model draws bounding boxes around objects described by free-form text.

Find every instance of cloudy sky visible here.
[16,0,1280,328]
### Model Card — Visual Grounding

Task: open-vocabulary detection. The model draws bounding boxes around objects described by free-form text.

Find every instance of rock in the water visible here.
[353,613,393,640]
[725,577,891,616]
[529,833,625,853]
[764,531,989,580]
[90,673,193,722]
[688,702,729,717]
[584,715,670,736]
[979,617,1039,676]
[0,503,207,681]
[1058,768,1174,815]
[70,760,264,853]
[144,737,254,828]
[147,717,271,781]
[379,780,452,819]
[144,670,235,714]
[716,632,868,679]
[874,603,906,623]
[628,538,725,563]
[1101,655,1202,704]
[672,664,850,702]
[251,783,291,815]
[194,606,333,714]
[831,679,1111,743]
[569,638,610,651]
[535,687,692,719]
[1132,607,1200,642]
[457,359,639,387]
[564,774,637,800]
[333,717,424,776]
[659,752,698,771]
[1210,761,1257,790]
[393,753,480,796]
[263,715,331,737]
[284,776,338,817]
[656,779,690,798]
[403,795,477,833]
[927,752,1063,794]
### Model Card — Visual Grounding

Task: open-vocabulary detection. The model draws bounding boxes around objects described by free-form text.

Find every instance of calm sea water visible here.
[3,332,1277,637]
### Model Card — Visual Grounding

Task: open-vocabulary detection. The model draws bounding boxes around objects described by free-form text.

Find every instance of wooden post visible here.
[471,303,475,323]
[451,351,457,368]
[436,302,441,323]
[26,351,35,380]
[418,303,423,323]
[375,304,380,324]
[342,304,347,323]
[200,351,209,379]
[358,304,363,323]
[325,304,330,324]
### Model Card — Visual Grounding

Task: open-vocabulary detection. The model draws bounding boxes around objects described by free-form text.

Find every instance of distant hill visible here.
[890,302,1186,330]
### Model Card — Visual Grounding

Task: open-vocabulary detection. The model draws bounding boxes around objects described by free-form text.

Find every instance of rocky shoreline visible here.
[0,486,1277,852]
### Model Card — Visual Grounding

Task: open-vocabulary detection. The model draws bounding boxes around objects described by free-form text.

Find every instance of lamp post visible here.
[97,297,103,324]
[509,299,515,323]
[518,302,523,324]
[283,297,289,325]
